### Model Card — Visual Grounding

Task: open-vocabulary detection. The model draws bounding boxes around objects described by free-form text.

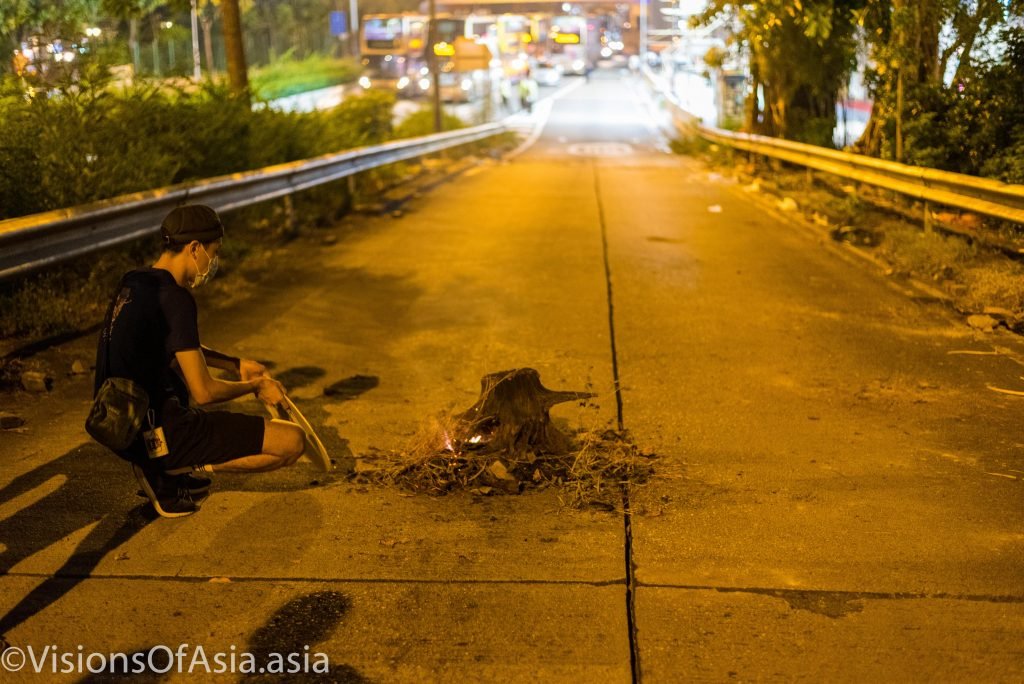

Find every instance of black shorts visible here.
[158,398,266,470]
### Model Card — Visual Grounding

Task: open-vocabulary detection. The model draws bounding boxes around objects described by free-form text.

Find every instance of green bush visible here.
[0,76,403,222]
[250,53,360,101]
[0,79,423,340]
[393,108,466,139]
[883,28,1024,182]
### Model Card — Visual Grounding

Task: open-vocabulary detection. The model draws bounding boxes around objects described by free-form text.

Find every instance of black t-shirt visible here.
[93,268,200,459]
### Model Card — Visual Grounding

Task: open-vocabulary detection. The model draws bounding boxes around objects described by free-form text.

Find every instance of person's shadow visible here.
[0,442,153,642]
[76,591,368,683]
[240,591,368,683]
[0,367,380,647]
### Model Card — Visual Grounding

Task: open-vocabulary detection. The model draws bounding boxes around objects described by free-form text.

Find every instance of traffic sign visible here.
[329,11,348,37]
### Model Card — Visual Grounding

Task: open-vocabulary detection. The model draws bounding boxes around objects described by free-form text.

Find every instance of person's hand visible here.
[254,377,287,407]
[239,358,268,382]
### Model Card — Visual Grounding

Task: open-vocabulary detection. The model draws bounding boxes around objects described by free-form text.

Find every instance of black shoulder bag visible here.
[85,279,150,451]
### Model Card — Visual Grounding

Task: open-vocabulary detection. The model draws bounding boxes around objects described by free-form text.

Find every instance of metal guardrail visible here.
[643,68,1024,229]
[0,122,508,281]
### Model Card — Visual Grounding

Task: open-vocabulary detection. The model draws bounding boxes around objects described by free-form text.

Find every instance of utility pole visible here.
[190,0,201,81]
[349,0,359,58]
[428,0,442,133]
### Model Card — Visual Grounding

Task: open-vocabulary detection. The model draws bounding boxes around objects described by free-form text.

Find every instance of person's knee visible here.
[263,420,304,462]
[281,423,304,460]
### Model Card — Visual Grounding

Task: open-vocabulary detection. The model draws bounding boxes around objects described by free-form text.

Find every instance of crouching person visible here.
[91,204,305,518]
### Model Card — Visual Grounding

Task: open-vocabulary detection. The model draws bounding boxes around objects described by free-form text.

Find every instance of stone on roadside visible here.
[0,413,25,430]
[488,460,514,481]
[20,371,51,393]
[70,360,87,375]
[967,314,999,331]
[778,197,799,212]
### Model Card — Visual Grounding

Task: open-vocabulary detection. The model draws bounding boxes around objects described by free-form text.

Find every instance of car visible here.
[532,61,563,87]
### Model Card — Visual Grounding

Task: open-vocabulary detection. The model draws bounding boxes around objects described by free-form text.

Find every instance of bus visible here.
[358,13,427,96]
[547,15,594,75]
[464,14,536,78]
[429,15,491,102]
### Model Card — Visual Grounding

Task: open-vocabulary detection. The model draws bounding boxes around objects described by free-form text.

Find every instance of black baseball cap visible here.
[160,204,225,246]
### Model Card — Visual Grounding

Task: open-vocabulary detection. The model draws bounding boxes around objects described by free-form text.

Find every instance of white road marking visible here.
[567,142,635,157]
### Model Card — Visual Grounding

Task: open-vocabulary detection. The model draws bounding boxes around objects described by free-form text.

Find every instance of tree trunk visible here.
[454,368,594,456]
[129,18,141,75]
[201,15,216,74]
[150,15,161,76]
[220,0,249,101]
[744,77,759,134]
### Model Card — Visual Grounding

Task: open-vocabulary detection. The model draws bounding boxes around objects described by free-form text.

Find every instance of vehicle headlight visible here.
[358,76,371,89]
[419,78,431,90]
[397,76,410,89]
[600,47,612,58]
[461,79,472,90]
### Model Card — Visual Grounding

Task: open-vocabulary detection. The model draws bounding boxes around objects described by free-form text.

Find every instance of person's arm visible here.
[176,349,284,406]
[201,345,269,382]
[200,345,240,373]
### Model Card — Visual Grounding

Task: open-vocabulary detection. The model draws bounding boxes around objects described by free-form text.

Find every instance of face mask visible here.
[190,245,219,289]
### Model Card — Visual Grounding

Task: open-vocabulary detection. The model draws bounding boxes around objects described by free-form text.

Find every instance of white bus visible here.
[358,14,427,96]
[548,15,592,75]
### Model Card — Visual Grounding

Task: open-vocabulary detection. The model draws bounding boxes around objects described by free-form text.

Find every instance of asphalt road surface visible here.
[1,69,1022,681]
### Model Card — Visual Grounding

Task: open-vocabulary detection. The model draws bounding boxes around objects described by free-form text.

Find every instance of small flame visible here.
[442,430,455,453]
[469,435,482,444]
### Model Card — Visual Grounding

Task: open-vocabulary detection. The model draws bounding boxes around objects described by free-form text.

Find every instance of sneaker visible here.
[177,473,212,496]
[132,463,199,518]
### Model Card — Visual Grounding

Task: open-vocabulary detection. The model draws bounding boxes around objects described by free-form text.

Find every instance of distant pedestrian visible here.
[89,205,305,518]
[499,77,514,112]
[11,49,29,77]
[519,70,538,114]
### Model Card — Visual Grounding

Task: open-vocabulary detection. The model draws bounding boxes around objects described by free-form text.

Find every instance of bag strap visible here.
[100,273,130,386]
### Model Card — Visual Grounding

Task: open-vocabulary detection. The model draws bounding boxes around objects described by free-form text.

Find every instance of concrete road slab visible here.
[595,159,1024,595]
[6,478,624,583]
[635,586,1024,682]
[0,576,630,682]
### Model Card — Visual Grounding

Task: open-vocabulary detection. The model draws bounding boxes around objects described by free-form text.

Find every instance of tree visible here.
[102,0,189,76]
[1,0,100,69]
[695,1,864,146]
[854,0,1018,162]
[198,0,217,74]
